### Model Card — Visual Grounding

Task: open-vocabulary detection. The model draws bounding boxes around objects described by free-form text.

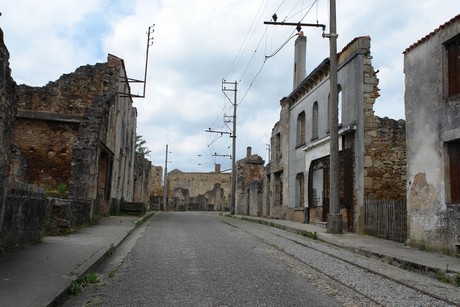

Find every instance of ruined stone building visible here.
[149,165,163,210]
[404,14,460,254]
[0,28,16,186]
[11,53,147,226]
[1,28,46,249]
[266,34,406,235]
[133,153,152,209]
[166,165,231,211]
[235,147,265,216]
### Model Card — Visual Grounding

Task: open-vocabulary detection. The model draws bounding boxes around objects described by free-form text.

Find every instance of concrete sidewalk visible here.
[0,213,153,307]
[233,214,460,276]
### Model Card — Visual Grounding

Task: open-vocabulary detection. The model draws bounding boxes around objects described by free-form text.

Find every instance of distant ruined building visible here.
[166,164,231,211]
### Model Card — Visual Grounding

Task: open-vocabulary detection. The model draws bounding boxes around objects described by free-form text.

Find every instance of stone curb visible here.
[47,211,156,307]
[230,215,459,276]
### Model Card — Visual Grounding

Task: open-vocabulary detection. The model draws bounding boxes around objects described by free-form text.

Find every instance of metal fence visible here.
[364,199,407,243]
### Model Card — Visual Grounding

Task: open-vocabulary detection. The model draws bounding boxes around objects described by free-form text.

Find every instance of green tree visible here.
[135,135,151,156]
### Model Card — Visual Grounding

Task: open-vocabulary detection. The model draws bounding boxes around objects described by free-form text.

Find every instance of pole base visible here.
[327,213,342,234]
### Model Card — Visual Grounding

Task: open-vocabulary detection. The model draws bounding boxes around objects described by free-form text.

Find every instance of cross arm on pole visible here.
[264,21,326,32]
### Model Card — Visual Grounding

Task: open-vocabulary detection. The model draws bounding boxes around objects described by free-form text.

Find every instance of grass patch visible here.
[297,230,318,240]
[69,272,100,295]
[436,271,451,284]
[399,260,413,271]
[107,244,116,257]
[135,212,155,227]
[108,267,120,279]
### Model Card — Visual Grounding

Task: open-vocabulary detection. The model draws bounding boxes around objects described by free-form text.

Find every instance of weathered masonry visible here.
[12,54,140,225]
[267,34,406,235]
[166,165,231,211]
[149,165,163,210]
[236,147,265,216]
[404,14,460,254]
[1,28,46,249]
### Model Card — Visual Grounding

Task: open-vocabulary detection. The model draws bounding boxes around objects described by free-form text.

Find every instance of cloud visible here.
[2,0,460,172]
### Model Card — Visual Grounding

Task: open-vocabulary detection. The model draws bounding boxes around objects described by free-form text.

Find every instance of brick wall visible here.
[14,61,116,192]
[12,120,77,188]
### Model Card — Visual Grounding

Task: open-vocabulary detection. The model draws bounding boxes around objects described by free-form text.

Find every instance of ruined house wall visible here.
[0,29,47,250]
[15,62,113,192]
[71,93,115,219]
[13,54,138,222]
[150,165,163,196]
[0,28,17,182]
[167,170,231,211]
[149,165,163,210]
[364,117,406,199]
[404,16,460,253]
[12,120,77,189]
[236,151,265,216]
[267,98,290,219]
[0,183,46,249]
[106,55,137,204]
[133,153,151,209]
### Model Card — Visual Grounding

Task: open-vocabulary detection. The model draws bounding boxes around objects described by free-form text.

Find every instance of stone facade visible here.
[150,165,163,196]
[267,36,406,233]
[404,14,460,254]
[166,166,231,211]
[0,28,47,250]
[364,117,406,200]
[133,153,152,210]
[236,147,265,216]
[0,28,17,185]
[149,165,163,210]
[12,54,139,226]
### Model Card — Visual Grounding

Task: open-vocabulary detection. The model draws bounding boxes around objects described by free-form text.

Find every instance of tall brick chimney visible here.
[215,163,221,173]
[246,146,252,158]
[293,31,306,89]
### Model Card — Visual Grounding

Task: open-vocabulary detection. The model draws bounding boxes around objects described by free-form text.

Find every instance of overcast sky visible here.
[1,1,459,173]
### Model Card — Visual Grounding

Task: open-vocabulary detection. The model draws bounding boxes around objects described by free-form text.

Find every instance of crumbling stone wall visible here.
[12,54,138,225]
[133,153,151,210]
[0,28,17,182]
[169,183,225,211]
[150,165,163,197]
[236,148,265,216]
[364,116,406,199]
[149,165,163,210]
[0,29,48,252]
[0,182,46,251]
[167,169,231,210]
[12,120,78,189]
[15,62,116,192]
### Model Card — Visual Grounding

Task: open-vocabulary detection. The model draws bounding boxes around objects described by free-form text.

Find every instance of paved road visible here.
[65,212,345,306]
[65,212,456,306]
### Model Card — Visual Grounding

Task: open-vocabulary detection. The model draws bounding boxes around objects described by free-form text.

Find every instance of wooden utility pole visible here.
[162,144,168,211]
[325,0,342,233]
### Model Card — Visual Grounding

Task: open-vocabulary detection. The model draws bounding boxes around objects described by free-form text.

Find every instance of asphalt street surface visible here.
[65,212,345,306]
[65,212,456,306]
